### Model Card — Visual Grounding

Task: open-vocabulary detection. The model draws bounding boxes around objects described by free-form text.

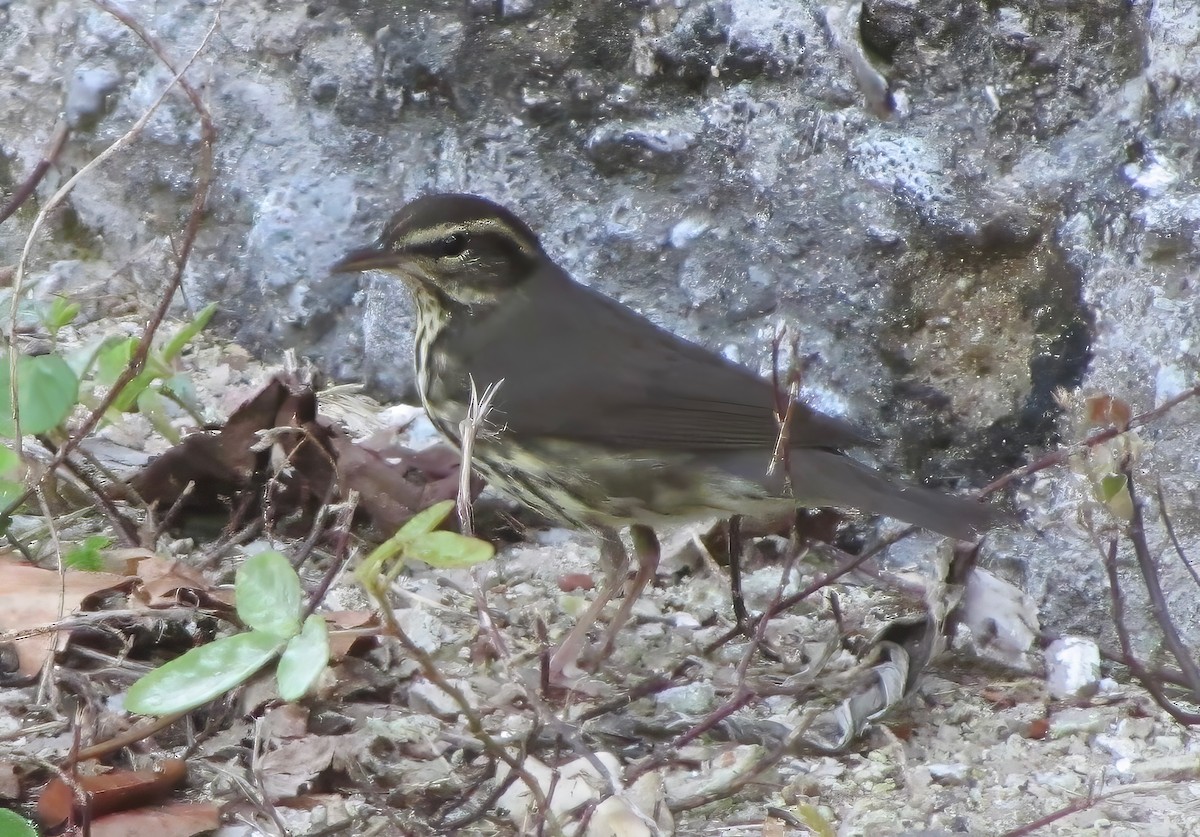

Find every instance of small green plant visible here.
[63,534,114,571]
[126,506,493,717]
[72,301,218,441]
[44,296,81,340]
[125,549,330,716]
[0,299,217,532]
[355,499,495,592]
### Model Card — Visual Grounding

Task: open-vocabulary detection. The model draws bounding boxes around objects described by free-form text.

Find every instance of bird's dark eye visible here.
[436,232,469,259]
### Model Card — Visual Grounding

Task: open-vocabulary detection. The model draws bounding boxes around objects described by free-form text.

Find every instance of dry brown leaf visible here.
[322,610,381,660]
[87,802,220,837]
[130,377,289,515]
[0,558,131,676]
[325,425,472,533]
[258,736,337,801]
[129,373,474,534]
[1084,394,1133,430]
[260,703,309,740]
[37,759,187,829]
[0,760,19,800]
[131,556,233,608]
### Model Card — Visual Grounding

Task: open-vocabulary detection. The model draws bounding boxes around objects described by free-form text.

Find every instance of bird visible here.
[332,193,999,678]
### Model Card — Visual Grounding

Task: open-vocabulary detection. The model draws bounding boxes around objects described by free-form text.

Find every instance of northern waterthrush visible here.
[333,194,998,675]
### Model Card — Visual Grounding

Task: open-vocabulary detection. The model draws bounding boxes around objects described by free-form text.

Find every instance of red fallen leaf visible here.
[558,573,595,593]
[1084,394,1132,430]
[1025,717,1051,740]
[36,759,187,829]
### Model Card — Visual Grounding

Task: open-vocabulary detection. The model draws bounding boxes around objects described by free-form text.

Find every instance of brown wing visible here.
[451,265,873,453]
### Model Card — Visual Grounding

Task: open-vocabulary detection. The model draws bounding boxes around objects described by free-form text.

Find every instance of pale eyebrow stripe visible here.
[397,218,539,257]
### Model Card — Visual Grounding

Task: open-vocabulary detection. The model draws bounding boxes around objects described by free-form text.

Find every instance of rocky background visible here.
[2,1,1197,649]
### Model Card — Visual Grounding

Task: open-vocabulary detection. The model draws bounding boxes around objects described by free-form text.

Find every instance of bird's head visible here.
[332,193,545,309]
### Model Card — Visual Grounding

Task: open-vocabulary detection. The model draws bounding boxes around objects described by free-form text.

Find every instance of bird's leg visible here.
[597,524,660,661]
[549,526,628,680]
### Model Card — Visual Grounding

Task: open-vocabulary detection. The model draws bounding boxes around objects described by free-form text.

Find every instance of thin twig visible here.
[703,528,909,656]
[367,584,564,835]
[457,376,509,656]
[152,480,196,545]
[981,384,1200,498]
[999,780,1184,837]
[34,486,67,709]
[1155,480,1200,588]
[299,496,358,623]
[1120,459,1200,701]
[195,501,263,572]
[0,607,217,645]
[1102,537,1200,725]
[576,658,702,723]
[726,515,749,634]
[766,328,802,480]
[0,119,70,225]
[35,435,140,546]
[625,549,800,787]
[668,708,819,812]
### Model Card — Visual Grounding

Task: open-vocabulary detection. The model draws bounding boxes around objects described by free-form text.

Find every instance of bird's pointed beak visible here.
[330,242,399,274]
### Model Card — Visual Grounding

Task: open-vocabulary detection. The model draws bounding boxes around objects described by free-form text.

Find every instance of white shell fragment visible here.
[1045,636,1102,699]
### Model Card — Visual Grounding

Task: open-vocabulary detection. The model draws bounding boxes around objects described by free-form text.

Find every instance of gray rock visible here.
[585,121,696,174]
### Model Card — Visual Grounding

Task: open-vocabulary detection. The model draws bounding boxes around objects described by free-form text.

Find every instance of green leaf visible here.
[161,302,217,362]
[0,807,38,837]
[793,803,837,837]
[0,353,80,437]
[125,630,283,716]
[405,530,494,569]
[161,372,200,414]
[94,337,138,387]
[1099,473,1127,503]
[0,479,24,515]
[112,368,158,413]
[0,444,18,477]
[137,387,180,443]
[355,501,456,588]
[64,535,113,571]
[236,550,303,639]
[45,296,81,335]
[96,336,176,413]
[1098,473,1133,521]
[277,614,330,701]
[398,499,456,541]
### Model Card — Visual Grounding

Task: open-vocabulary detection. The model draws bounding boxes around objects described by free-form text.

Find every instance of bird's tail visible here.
[786,448,999,541]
